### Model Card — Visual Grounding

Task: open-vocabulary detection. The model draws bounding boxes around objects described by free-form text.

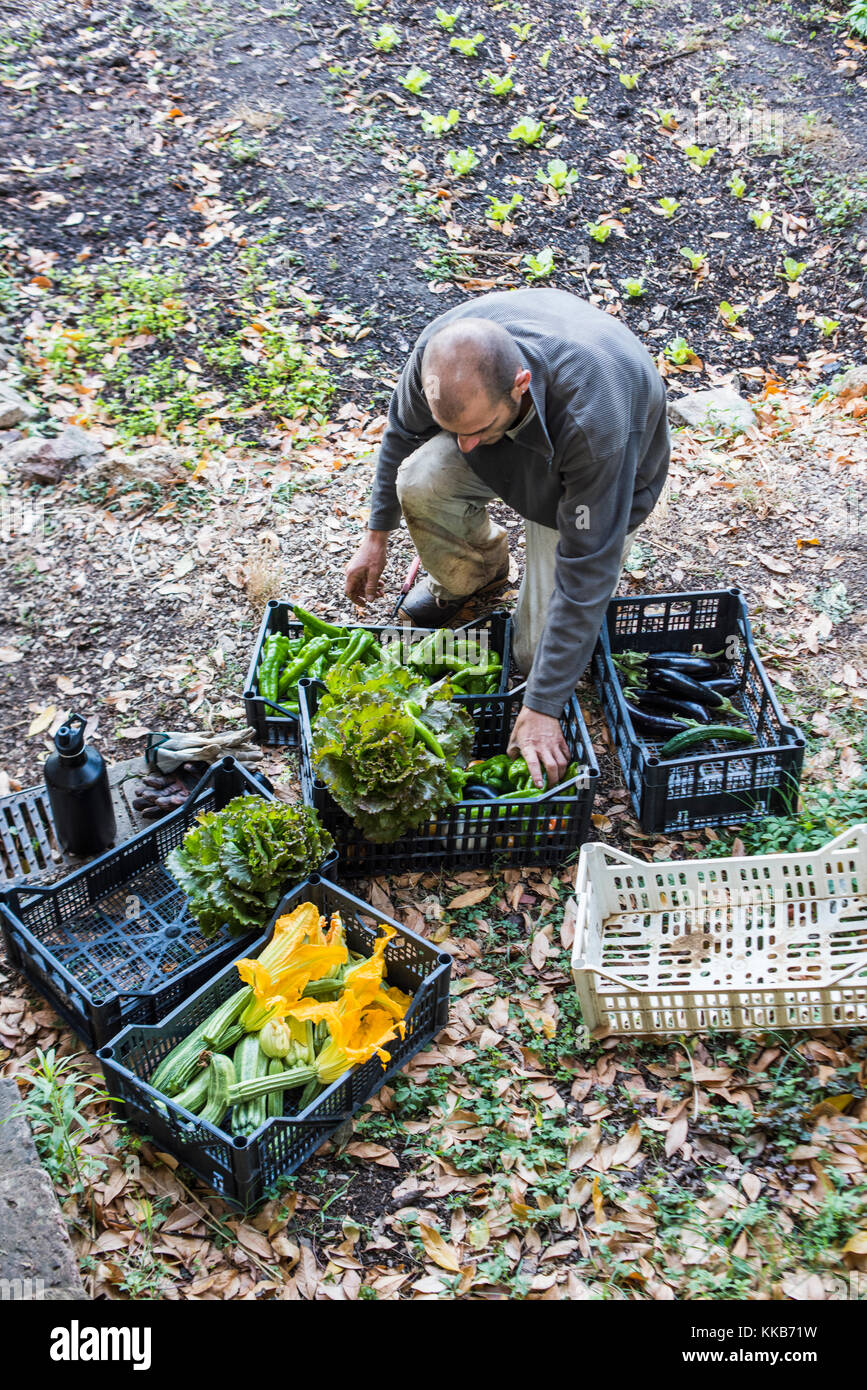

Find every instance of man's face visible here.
[428,373,528,453]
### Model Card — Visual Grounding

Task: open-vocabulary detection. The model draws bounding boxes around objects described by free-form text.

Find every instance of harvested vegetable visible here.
[166,797,334,938]
[311,661,474,842]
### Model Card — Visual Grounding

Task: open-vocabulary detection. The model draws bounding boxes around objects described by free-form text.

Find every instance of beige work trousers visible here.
[395,432,638,675]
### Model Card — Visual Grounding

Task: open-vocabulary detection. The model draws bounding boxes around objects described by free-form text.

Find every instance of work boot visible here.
[401,567,510,627]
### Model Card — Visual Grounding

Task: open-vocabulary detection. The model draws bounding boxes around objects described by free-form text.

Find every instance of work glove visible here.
[145,727,265,774]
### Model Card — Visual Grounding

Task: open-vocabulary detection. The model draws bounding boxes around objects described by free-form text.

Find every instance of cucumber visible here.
[658,724,756,759]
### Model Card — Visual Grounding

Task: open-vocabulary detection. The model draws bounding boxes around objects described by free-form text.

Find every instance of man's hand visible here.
[345,530,389,606]
[508,707,570,789]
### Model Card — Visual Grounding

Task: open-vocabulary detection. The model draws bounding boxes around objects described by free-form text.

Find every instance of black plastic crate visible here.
[592,588,806,834]
[297,680,599,874]
[0,758,336,1051]
[97,875,451,1209]
[243,603,513,747]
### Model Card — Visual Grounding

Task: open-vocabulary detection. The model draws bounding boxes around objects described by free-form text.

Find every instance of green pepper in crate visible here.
[291,604,348,640]
[335,629,377,668]
[277,635,332,697]
[259,633,291,705]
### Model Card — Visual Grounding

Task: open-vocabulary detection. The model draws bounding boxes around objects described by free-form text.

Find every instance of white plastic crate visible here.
[570,826,867,1037]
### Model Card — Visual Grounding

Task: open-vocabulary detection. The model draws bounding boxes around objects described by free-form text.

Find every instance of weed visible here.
[8,1049,116,1194]
[749,204,774,230]
[781,256,807,281]
[619,71,641,88]
[657,196,680,218]
[573,94,590,117]
[814,315,840,337]
[621,277,645,298]
[728,172,747,198]
[685,143,716,169]
[591,32,617,54]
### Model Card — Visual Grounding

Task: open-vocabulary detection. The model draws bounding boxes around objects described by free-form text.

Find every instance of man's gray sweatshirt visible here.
[368,288,670,719]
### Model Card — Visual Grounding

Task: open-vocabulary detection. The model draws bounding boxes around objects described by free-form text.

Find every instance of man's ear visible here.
[512,368,531,400]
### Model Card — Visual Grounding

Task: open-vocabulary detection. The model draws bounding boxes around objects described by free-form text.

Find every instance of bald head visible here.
[421,318,524,426]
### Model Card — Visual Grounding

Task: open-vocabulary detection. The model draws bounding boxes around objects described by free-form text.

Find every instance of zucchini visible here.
[149,985,251,1096]
[171,1066,212,1116]
[267,1056,287,1119]
[232,1033,271,1138]
[658,724,756,759]
[200,1053,236,1128]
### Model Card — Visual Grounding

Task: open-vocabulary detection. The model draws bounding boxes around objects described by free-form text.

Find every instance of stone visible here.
[832,365,867,401]
[0,385,37,430]
[667,386,756,433]
[0,1080,86,1300]
[0,425,105,485]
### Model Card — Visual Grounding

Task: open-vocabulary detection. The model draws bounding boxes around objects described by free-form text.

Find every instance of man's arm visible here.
[367,346,439,531]
[524,433,643,719]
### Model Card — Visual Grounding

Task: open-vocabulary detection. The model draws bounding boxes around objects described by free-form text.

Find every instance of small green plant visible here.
[749,204,773,229]
[371,23,400,50]
[665,335,697,365]
[524,247,555,280]
[657,196,680,218]
[573,93,589,116]
[655,108,677,129]
[814,315,840,337]
[621,151,642,177]
[537,158,578,192]
[445,146,480,176]
[399,65,431,93]
[10,1049,116,1192]
[480,69,514,95]
[509,20,534,40]
[619,71,640,88]
[621,277,645,297]
[679,246,707,271]
[508,116,545,145]
[422,108,460,136]
[684,143,716,168]
[487,191,523,222]
[348,0,370,10]
[718,300,743,326]
[728,172,747,198]
[586,220,612,242]
[435,6,460,30]
[781,256,807,281]
[590,32,617,54]
[450,32,485,56]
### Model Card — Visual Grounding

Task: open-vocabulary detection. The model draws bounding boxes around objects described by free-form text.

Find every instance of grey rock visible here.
[832,365,867,397]
[0,426,106,484]
[0,1080,86,1300]
[0,385,37,430]
[668,386,756,433]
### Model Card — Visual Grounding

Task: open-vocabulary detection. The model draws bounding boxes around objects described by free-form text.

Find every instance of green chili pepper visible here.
[404,700,445,759]
[277,635,332,696]
[291,604,347,640]
[259,633,290,704]
[336,629,377,668]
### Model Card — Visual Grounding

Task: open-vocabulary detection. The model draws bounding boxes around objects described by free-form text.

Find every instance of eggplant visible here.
[624,700,691,737]
[703,677,740,696]
[630,689,713,724]
[643,654,728,678]
[648,668,745,721]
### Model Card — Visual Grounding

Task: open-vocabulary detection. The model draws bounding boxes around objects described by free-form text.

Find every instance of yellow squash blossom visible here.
[288,990,407,1085]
